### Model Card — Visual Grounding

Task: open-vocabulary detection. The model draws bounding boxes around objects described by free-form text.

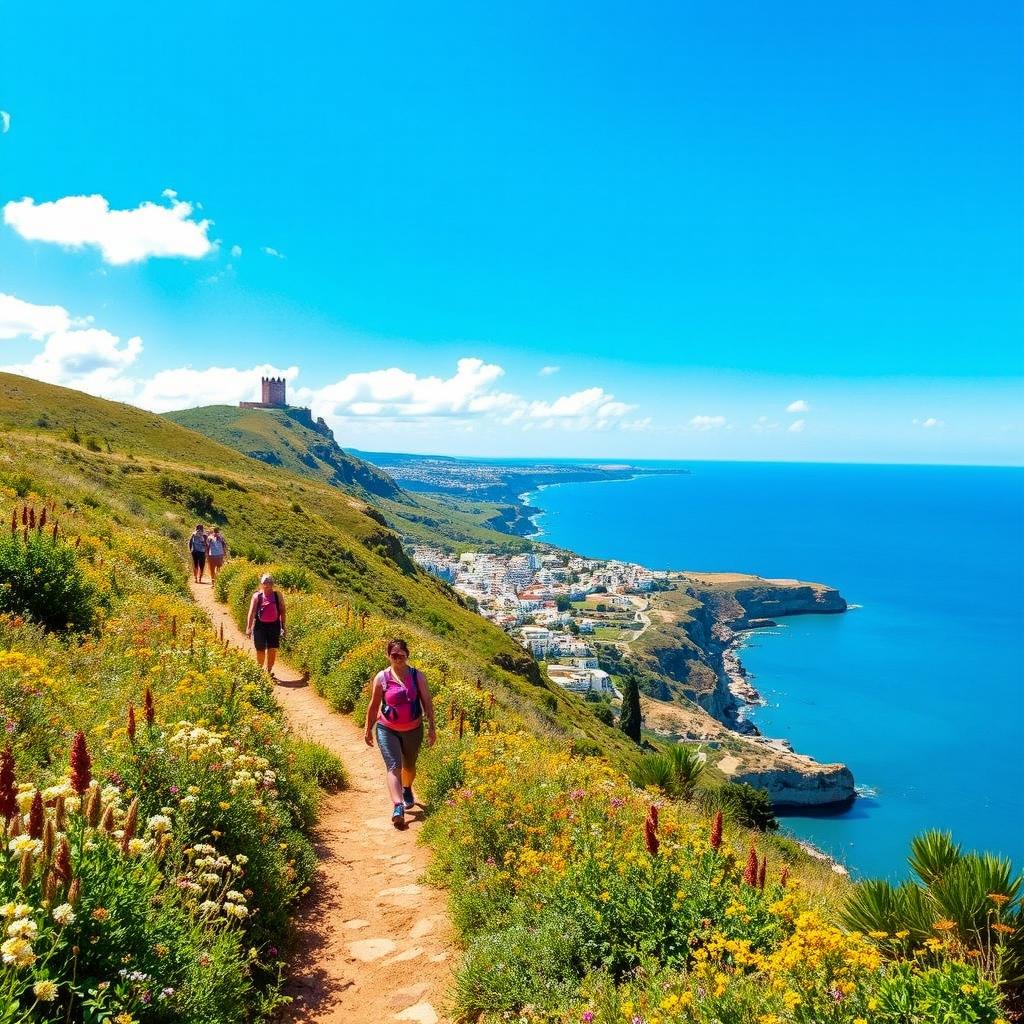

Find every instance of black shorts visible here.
[191,551,206,569]
[252,621,281,651]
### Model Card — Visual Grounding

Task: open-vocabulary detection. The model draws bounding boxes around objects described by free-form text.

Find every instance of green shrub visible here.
[700,781,779,832]
[0,530,97,632]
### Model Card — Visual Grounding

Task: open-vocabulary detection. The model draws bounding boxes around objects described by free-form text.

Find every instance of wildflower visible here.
[782,990,801,1011]
[52,904,75,926]
[0,748,15,821]
[743,844,758,886]
[757,855,767,891]
[91,907,110,922]
[933,919,955,932]
[992,923,1015,935]
[127,704,136,743]
[198,901,219,915]
[6,916,37,939]
[710,810,723,852]
[33,980,58,1001]
[8,835,42,857]
[146,814,172,833]
[144,687,155,726]
[85,785,102,827]
[988,892,1009,906]
[120,798,139,853]
[779,865,789,888]
[644,804,659,857]
[582,1013,594,1023]
[1,936,35,967]
[70,731,91,795]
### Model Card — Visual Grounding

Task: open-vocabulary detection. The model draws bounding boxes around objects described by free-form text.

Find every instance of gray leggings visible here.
[375,722,423,774]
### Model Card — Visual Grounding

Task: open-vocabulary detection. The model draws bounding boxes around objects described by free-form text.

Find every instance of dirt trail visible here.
[189,579,455,1024]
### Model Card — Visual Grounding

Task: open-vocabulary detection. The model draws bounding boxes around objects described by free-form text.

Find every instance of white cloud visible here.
[0,111,9,134]
[913,417,944,429]
[3,193,215,265]
[752,416,780,432]
[0,293,73,340]
[300,358,637,433]
[786,399,810,413]
[261,246,284,259]
[788,419,806,433]
[136,364,299,412]
[538,365,560,376]
[688,415,727,431]
[230,244,242,258]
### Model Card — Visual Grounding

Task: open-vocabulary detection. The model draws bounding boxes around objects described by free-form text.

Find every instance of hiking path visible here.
[188,578,455,1024]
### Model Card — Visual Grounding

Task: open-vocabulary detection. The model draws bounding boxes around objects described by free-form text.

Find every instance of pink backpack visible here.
[380,667,422,726]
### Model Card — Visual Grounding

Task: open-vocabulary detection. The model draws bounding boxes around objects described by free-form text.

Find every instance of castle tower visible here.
[261,376,287,407]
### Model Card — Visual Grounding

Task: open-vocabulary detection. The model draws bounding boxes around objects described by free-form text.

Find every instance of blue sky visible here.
[1,1,1021,463]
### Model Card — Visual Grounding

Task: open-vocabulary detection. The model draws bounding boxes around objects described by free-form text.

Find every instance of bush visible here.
[700,781,779,832]
[0,530,97,632]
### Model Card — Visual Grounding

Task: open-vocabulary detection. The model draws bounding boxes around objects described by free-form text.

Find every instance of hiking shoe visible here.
[402,786,415,809]
[391,803,405,827]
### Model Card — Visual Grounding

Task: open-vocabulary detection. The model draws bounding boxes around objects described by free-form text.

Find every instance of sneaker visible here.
[402,786,415,809]
[391,803,405,827]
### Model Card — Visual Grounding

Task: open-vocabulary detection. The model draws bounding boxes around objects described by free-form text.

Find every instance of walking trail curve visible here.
[189,578,455,1024]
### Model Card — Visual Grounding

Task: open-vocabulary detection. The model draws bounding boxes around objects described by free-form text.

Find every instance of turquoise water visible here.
[525,461,1024,879]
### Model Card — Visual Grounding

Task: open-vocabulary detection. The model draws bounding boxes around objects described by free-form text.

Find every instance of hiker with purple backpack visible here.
[364,638,437,827]
[245,574,287,679]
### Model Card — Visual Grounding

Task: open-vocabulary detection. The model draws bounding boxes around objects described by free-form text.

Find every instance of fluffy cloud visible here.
[688,415,727,431]
[913,417,944,429]
[3,193,215,265]
[0,111,9,134]
[301,358,637,433]
[261,246,284,259]
[136,364,299,412]
[230,244,242,258]
[788,419,806,433]
[538,365,560,376]
[786,399,810,413]
[0,292,73,340]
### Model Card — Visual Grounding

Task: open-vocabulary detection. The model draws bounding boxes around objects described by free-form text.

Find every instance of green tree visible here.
[618,677,641,742]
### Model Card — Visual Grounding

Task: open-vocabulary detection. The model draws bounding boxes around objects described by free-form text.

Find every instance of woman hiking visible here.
[188,524,207,583]
[364,639,436,827]
[245,574,286,678]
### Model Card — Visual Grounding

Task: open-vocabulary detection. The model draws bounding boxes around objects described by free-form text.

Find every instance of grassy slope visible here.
[0,372,636,763]
[165,403,530,553]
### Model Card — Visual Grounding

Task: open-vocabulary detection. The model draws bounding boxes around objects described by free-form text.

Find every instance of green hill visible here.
[165,404,404,499]
[163,402,532,552]
[0,372,633,760]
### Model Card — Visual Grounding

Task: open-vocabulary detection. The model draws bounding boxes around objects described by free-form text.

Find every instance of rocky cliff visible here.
[632,573,855,807]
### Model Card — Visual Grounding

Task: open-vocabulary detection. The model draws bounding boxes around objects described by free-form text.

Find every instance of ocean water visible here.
[524,461,1024,879]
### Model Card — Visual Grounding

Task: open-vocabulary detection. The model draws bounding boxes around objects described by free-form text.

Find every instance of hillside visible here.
[164,402,532,552]
[0,372,636,763]
[165,404,404,499]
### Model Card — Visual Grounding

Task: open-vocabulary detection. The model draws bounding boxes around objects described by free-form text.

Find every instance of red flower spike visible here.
[644,804,660,857]
[757,856,767,891]
[28,508,35,529]
[144,687,155,726]
[21,507,27,527]
[54,838,72,881]
[69,730,92,795]
[710,810,723,852]
[127,704,136,743]
[780,865,790,888]
[743,844,759,887]
[0,748,16,821]
[39,508,46,529]
[28,791,44,839]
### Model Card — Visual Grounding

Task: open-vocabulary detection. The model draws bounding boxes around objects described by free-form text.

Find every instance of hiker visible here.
[245,574,286,678]
[206,527,228,583]
[188,524,207,583]
[364,639,437,827]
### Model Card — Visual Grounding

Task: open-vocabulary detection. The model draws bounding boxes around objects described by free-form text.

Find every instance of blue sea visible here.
[524,461,1024,879]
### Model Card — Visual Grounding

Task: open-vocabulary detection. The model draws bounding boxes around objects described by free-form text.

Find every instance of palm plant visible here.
[843,830,1024,993]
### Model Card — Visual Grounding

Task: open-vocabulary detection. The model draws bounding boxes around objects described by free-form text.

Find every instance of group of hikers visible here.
[187,524,435,827]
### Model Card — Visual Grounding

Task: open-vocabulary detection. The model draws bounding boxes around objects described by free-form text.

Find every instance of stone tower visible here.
[240,376,288,409]
[262,376,286,406]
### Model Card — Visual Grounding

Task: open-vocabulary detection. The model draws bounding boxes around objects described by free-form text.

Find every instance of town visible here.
[410,546,667,699]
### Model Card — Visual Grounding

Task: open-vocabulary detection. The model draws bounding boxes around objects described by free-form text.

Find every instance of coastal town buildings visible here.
[410,545,664,698]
